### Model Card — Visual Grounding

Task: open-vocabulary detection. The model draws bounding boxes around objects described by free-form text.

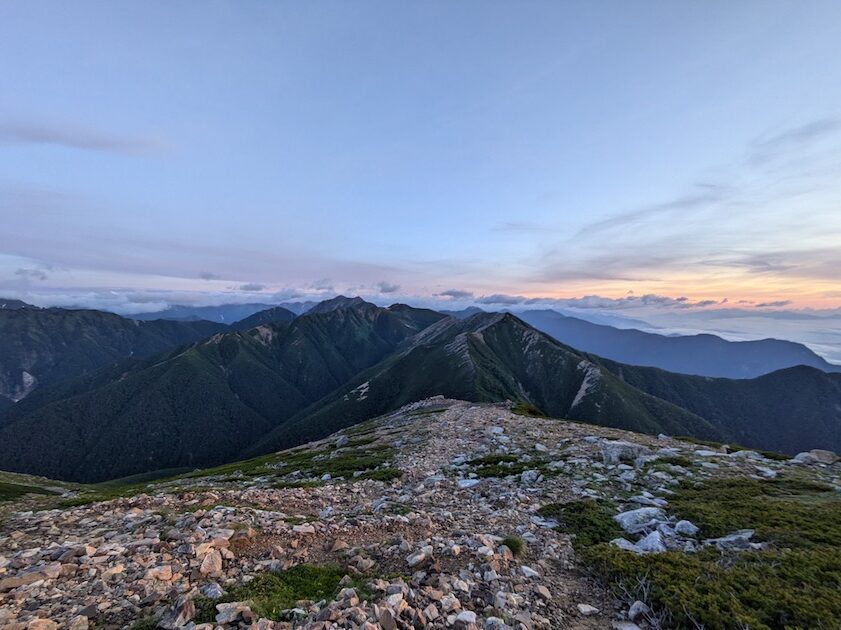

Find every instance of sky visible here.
[1,1,841,353]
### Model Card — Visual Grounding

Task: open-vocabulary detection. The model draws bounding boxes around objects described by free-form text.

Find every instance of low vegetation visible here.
[537,499,621,550]
[510,401,546,417]
[193,565,361,622]
[0,481,57,502]
[674,435,791,461]
[501,535,524,556]
[546,477,841,629]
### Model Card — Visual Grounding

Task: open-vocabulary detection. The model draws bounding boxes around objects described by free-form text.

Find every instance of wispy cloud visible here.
[15,267,48,281]
[755,300,793,308]
[238,282,266,292]
[576,185,729,238]
[476,293,527,305]
[748,118,840,165]
[198,271,220,281]
[0,120,165,156]
[376,281,400,293]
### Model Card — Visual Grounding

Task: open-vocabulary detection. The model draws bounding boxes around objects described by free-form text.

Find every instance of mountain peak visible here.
[307,295,375,315]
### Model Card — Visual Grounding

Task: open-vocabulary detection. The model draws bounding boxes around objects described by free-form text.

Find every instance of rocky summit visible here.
[1,398,840,630]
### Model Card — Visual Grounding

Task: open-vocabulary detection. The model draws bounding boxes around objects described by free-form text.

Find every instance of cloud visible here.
[309,278,334,292]
[376,281,400,293]
[476,293,527,305]
[748,119,840,165]
[238,283,266,292]
[15,268,48,281]
[198,272,220,281]
[0,120,164,156]
[576,186,728,238]
[437,289,474,299]
[271,288,305,301]
[755,300,793,308]
[524,293,727,311]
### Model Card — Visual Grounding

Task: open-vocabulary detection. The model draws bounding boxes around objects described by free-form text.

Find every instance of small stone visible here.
[456,611,477,624]
[159,595,195,629]
[577,603,600,616]
[377,606,397,630]
[424,603,440,620]
[200,549,223,576]
[440,594,461,612]
[406,550,426,567]
[535,585,551,601]
[145,565,173,581]
[200,582,224,599]
[67,617,88,630]
[628,600,650,622]
[520,565,540,578]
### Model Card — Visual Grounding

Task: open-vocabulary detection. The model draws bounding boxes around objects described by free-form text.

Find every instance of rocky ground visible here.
[1,398,839,630]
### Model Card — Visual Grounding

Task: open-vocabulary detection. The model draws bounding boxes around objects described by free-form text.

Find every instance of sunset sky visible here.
[1,1,841,318]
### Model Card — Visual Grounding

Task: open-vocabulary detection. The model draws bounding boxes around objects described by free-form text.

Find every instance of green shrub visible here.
[501,535,524,556]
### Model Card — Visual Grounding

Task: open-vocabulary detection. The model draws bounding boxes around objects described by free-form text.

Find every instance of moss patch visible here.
[0,481,57,501]
[511,401,546,417]
[538,499,621,550]
[578,476,841,629]
[193,564,359,622]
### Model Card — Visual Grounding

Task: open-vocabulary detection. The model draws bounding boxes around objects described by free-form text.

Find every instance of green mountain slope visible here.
[600,360,841,455]
[0,302,446,481]
[0,307,226,404]
[249,313,722,454]
[4,303,841,484]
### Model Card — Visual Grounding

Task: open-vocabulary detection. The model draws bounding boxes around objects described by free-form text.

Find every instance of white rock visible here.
[577,603,600,616]
[635,530,667,553]
[614,507,667,534]
[628,600,650,622]
[520,565,540,578]
[602,441,650,466]
[456,611,478,624]
[674,520,699,537]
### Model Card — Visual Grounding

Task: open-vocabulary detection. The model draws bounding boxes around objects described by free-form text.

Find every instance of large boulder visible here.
[614,507,667,534]
[602,441,650,466]
[793,449,839,465]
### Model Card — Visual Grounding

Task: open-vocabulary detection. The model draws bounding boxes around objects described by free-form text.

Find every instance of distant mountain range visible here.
[126,302,281,323]
[126,301,316,322]
[1,297,840,482]
[517,309,841,379]
[0,306,226,404]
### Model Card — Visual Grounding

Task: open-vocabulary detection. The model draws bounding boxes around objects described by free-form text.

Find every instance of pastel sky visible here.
[1,1,841,317]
